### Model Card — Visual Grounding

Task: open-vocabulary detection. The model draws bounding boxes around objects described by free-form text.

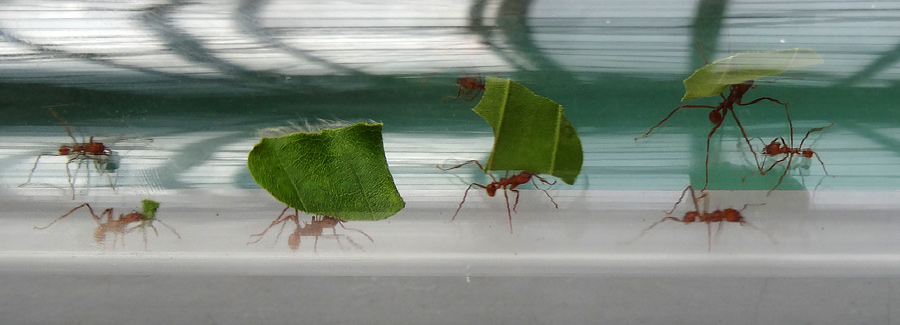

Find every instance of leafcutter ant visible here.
[443,76,486,102]
[634,42,793,191]
[437,160,558,233]
[20,107,115,199]
[629,186,766,252]
[34,199,180,249]
[743,123,834,193]
[247,207,373,252]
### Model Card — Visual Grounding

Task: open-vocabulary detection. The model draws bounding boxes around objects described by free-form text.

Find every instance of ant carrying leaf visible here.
[247,207,373,252]
[437,160,558,233]
[35,199,180,249]
[635,45,823,191]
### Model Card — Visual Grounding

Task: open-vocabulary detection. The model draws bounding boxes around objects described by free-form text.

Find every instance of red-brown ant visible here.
[630,185,765,252]
[35,201,180,249]
[437,160,558,233]
[21,108,114,199]
[744,123,834,193]
[248,207,373,252]
[635,43,793,191]
[443,76,486,102]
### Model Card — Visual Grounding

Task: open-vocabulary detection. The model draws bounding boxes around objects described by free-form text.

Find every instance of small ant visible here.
[35,200,181,249]
[443,76,486,102]
[635,42,793,191]
[629,185,764,252]
[248,207,373,253]
[744,123,834,193]
[437,160,558,233]
[21,107,114,199]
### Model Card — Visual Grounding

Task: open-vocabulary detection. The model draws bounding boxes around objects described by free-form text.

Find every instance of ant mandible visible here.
[437,160,558,233]
[248,207,373,252]
[744,123,834,193]
[443,76,486,102]
[35,202,181,249]
[635,42,793,191]
[21,107,113,199]
[631,185,762,252]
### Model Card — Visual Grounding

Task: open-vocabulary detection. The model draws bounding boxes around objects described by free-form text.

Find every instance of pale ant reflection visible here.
[35,201,181,249]
[248,207,373,253]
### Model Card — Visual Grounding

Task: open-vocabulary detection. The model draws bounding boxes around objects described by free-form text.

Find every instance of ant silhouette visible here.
[628,186,766,252]
[744,123,834,193]
[443,76,486,102]
[21,107,115,199]
[248,207,373,253]
[635,42,793,191]
[437,160,558,233]
[35,200,180,249]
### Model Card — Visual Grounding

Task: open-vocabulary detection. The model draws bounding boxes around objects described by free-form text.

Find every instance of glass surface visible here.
[2,2,900,321]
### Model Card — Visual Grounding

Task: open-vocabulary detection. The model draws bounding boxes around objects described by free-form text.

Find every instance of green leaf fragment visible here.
[682,48,823,101]
[141,199,160,221]
[472,77,583,185]
[247,122,405,221]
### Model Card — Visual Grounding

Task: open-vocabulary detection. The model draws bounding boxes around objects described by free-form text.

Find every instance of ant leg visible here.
[702,119,725,191]
[510,188,521,213]
[503,188,513,233]
[338,222,375,243]
[767,154,794,195]
[739,97,793,147]
[729,109,762,171]
[530,176,559,209]
[812,152,831,177]
[49,108,79,144]
[436,159,484,171]
[450,183,488,221]
[35,203,99,230]
[798,123,835,149]
[622,215,684,244]
[153,219,182,239]
[635,105,717,140]
[247,207,294,244]
[464,87,484,102]
[666,186,693,214]
[20,154,58,187]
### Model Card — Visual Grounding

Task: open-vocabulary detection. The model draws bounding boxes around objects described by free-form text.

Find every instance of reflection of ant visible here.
[21,108,114,199]
[635,42,792,191]
[443,76,486,102]
[248,207,373,253]
[629,186,765,252]
[437,160,558,233]
[744,123,834,193]
[35,200,180,249]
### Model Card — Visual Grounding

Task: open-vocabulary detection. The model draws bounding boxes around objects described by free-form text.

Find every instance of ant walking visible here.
[437,160,558,233]
[248,207,373,252]
[628,186,766,252]
[743,123,834,193]
[443,76,486,102]
[20,107,114,199]
[35,200,180,249]
[635,43,793,191]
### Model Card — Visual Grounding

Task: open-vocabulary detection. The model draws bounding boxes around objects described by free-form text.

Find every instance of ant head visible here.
[730,81,754,95]
[763,140,782,154]
[485,184,500,197]
[58,145,71,155]
[801,148,815,158]
[708,110,723,125]
[93,225,108,243]
[722,208,743,222]
[288,232,301,250]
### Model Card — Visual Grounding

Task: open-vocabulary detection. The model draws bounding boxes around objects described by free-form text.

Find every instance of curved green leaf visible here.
[472,77,583,185]
[247,122,405,221]
[682,48,823,101]
[141,199,159,221]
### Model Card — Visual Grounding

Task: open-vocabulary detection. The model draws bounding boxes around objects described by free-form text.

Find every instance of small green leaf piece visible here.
[141,199,160,221]
[247,122,405,221]
[472,77,583,185]
[682,48,823,101]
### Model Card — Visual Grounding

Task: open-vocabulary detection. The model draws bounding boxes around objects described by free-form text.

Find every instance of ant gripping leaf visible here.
[247,122,405,221]
[471,77,583,185]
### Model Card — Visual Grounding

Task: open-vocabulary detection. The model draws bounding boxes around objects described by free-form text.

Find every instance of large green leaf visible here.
[472,77,583,185]
[682,48,823,101]
[247,122,405,221]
